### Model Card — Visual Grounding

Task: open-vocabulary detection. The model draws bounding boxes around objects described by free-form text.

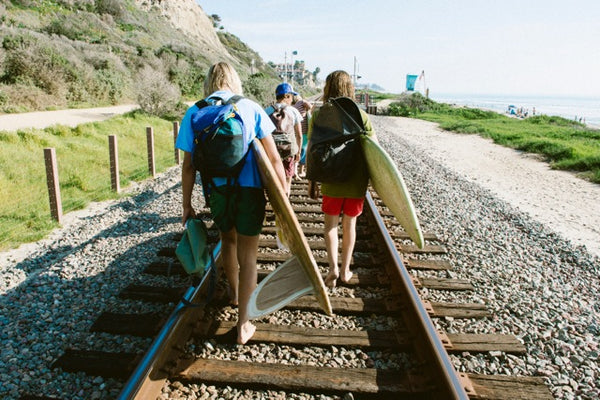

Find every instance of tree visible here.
[210,14,221,28]
[313,67,321,80]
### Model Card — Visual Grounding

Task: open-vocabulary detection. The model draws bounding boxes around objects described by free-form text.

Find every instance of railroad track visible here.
[31,179,553,399]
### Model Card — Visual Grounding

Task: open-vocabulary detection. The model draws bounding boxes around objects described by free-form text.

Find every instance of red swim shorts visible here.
[321,195,364,217]
[282,157,296,178]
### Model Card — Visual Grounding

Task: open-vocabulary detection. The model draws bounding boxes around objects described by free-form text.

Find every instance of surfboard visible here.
[248,138,332,318]
[361,135,425,249]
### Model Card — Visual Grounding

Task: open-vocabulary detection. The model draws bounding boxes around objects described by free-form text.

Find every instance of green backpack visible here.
[306,96,366,183]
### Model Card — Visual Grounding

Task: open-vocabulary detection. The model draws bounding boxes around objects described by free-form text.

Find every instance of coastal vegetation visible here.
[0,113,175,250]
[387,93,600,184]
[0,0,284,115]
[0,0,308,251]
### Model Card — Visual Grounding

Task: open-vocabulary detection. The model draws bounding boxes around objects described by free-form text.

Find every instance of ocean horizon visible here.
[430,93,600,127]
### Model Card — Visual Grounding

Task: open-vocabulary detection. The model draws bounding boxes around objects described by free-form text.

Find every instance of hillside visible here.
[0,0,280,113]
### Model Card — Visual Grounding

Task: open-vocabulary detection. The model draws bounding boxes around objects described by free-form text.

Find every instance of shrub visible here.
[243,72,278,105]
[455,107,498,120]
[388,92,436,116]
[95,0,124,19]
[439,121,488,135]
[3,42,73,100]
[0,83,64,112]
[135,65,181,117]
[526,115,582,127]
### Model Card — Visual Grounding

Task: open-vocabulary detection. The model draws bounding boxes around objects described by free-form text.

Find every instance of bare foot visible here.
[237,321,256,345]
[324,270,339,288]
[340,270,353,284]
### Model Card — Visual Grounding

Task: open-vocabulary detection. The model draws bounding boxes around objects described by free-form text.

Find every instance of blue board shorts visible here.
[209,187,266,236]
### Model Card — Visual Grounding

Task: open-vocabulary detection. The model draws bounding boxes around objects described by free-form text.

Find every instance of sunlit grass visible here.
[0,111,177,251]
[396,97,600,183]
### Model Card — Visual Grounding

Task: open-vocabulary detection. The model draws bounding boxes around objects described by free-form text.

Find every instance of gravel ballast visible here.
[1,115,599,399]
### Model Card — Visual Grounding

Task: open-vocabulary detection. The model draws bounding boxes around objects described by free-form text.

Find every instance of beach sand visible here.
[375,116,600,259]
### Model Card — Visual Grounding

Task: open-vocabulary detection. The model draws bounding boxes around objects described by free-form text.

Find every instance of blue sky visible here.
[197,0,600,98]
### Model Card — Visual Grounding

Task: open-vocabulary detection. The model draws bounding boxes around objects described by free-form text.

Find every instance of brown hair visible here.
[323,70,354,101]
[204,62,243,95]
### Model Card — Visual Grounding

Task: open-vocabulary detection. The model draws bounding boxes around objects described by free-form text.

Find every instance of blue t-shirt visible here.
[176,90,276,189]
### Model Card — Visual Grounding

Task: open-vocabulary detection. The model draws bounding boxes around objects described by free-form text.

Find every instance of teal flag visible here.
[406,74,418,91]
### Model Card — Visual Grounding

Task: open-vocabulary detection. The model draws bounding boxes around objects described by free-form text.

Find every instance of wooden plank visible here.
[447,334,526,354]
[262,225,323,236]
[201,322,523,354]
[201,321,409,349]
[119,284,185,303]
[90,312,166,337]
[257,269,386,287]
[145,261,187,276]
[403,259,452,270]
[52,349,138,379]
[290,296,396,314]
[177,358,430,394]
[266,204,321,214]
[466,373,553,400]
[397,244,447,254]
[428,301,490,318]
[392,230,439,242]
[418,277,474,291]
[259,238,374,252]
[287,296,489,319]
[257,252,375,268]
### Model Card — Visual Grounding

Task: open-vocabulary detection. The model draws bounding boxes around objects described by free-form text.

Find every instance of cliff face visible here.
[0,0,278,112]
[134,0,234,64]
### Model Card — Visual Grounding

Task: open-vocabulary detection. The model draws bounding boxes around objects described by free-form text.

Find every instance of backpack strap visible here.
[226,95,244,105]
[196,94,243,110]
[195,99,209,109]
[331,97,366,133]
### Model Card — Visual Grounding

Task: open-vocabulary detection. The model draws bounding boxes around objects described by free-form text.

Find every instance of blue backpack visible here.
[191,95,248,194]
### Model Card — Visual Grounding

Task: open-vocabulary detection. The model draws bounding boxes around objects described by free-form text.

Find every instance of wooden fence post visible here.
[108,135,120,193]
[146,126,155,178]
[44,148,63,223]
[173,121,180,165]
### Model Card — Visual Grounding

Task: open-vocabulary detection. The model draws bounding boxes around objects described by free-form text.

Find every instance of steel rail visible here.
[117,242,221,400]
[364,191,469,399]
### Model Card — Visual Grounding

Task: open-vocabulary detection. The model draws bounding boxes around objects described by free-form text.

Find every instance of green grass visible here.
[394,97,600,184]
[0,111,177,251]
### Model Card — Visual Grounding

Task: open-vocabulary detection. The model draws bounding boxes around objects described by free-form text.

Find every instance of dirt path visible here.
[0,105,138,131]
[375,116,600,259]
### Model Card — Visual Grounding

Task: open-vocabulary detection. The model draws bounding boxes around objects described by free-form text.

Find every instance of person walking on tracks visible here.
[307,70,377,288]
[293,93,313,179]
[176,62,286,344]
[264,82,304,197]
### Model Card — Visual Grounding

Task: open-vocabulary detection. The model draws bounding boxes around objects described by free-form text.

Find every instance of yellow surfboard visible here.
[361,135,425,249]
[248,139,332,318]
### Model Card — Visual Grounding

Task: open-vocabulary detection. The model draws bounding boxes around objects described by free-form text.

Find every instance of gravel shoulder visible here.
[381,116,600,259]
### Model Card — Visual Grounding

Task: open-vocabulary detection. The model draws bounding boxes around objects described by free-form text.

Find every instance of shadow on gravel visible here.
[0,179,194,398]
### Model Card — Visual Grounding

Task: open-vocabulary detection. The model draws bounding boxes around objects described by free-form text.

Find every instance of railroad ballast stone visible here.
[1,115,598,399]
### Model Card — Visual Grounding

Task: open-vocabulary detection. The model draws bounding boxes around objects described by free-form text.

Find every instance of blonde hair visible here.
[323,70,354,101]
[204,62,243,95]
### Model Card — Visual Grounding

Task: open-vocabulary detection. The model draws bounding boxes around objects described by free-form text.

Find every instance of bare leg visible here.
[236,233,259,344]
[323,213,340,287]
[220,228,238,306]
[340,215,357,283]
[285,176,292,197]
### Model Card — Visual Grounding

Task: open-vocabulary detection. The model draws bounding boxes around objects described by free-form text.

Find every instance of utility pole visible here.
[291,50,298,87]
[353,56,358,86]
[284,51,287,82]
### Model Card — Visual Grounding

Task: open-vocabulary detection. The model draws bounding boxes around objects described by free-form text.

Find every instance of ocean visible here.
[430,93,600,127]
